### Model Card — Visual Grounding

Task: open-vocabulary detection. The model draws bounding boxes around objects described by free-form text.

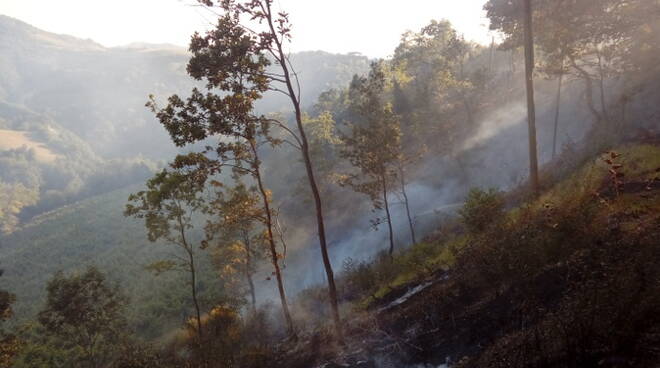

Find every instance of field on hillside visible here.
[0,129,59,163]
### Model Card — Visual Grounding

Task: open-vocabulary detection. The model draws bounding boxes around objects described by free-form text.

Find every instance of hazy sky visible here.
[0,0,492,58]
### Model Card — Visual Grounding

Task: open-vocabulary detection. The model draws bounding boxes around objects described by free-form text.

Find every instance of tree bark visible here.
[250,140,295,337]
[552,71,564,158]
[381,173,395,257]
[262,1,343,342]
[243,231,257,314]
[398,165,416,245]
[522,0,540,197]
[186,247,203,341]
[178,214,203,341]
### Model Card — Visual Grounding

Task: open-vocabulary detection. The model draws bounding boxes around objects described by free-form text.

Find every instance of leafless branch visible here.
[264,118,303,147]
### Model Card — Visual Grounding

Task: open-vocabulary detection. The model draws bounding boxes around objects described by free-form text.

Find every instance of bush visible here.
[341,257,378,300]
[459,188,505,233]
[113,343,168,368]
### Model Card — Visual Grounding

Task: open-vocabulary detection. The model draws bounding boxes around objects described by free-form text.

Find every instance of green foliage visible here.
[339,143,660,319]
[301,18,501,244]
[0,275,15,325]
[3,5,660,366]
[147,0,310,336]
[340,258,378,301]
[0,102,157,233]
[338,62,406,253]
[450,144,660,367]
[538,144,660,210]
[113,343,168,368]
[0,272,19,367]
[13,328,71,368]
[336,236,467,309]
[0,186,224,340]
[391,19,481,150]
[126,167,207,244]
[0,16,368,233]
[485,0,660,126]
[301,112,344,194]
[300,142,660,368]
[459,188,505,233]
[126,166,215,341]
[485,0,659,72]
[340,62,403,201]
[205,182,267,307]
[37,266,127,367]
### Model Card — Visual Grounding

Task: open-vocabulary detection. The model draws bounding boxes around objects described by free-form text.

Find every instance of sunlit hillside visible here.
[0,1,659,367]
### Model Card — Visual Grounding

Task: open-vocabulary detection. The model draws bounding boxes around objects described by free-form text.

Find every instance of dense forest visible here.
[1,0,659,367]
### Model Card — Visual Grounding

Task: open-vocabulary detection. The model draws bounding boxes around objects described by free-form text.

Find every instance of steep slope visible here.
[0,16,372,335]
[0,186,154,314]
[274,142,660,368]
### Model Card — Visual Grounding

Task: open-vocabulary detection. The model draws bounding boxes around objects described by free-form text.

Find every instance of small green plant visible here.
[341,258,378,300]
[459,188,505,233]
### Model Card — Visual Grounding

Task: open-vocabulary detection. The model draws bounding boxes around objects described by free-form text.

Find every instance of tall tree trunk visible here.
[250,141,295,337]
[263,2,343,342]
[178,216,203,341]
[187,247,203,341]
[522,0,540,197]
[243,231,257,314]
[381,173,395,257]
[398,165,416,245]
[552,70,564,158]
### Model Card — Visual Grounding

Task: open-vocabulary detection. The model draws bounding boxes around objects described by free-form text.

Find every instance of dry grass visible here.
[0,129,59,163]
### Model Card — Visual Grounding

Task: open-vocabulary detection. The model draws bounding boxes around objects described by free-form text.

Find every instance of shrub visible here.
[341,258,378,301]
[459,188,505,233]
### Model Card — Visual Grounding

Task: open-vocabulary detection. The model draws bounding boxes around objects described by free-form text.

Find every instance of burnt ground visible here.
[274,181,660,368]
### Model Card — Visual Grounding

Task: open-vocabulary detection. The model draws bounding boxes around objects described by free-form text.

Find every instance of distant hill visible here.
[0,14,370,230]
[0,13,371,338]
[0,14,105,52]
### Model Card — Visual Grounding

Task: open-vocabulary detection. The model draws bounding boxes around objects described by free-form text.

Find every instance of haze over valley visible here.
[0,1,659,367]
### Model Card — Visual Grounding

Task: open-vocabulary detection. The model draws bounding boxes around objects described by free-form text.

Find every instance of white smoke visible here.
[461,103,527,151]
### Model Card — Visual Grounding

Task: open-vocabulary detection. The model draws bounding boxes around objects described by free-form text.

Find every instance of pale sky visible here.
[0,0,492,58]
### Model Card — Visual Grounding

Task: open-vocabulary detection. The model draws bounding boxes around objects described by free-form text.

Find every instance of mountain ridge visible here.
[0,14,105,52]
[0,15,370,231]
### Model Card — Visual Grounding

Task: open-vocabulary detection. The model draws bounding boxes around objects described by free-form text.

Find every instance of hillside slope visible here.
[274,142,660,368]
[0,15,371,230]
[0,185,225,339]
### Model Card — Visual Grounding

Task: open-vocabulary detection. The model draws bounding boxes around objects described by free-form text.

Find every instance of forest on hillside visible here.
[1,0,659,367]
[0,13,370,233]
